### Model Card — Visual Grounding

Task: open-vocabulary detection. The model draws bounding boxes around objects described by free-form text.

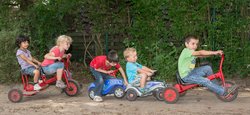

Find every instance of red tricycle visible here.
[163,54,238,104]
[8,55,81,103]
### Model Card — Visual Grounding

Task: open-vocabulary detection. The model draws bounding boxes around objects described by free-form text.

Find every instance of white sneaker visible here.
[93,96,103,102]
[34,84,42,91]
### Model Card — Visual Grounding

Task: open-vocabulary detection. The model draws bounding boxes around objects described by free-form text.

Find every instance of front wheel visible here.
[126,89,138,101]
[8,89,23,103]
[64,79,80,96]
[163,87,179,104]
[216,81,238,102]
[114,86,125,99]
[154,88,164,101]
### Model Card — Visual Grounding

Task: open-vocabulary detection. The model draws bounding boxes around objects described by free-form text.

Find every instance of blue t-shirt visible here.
[126,62,143,83]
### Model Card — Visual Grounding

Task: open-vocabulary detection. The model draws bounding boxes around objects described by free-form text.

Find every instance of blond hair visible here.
[123,47,136,59]
[56,35,73,46]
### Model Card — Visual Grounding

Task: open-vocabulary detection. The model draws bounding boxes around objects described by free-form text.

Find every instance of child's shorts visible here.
[130,75,141,87]
[42,62,64,75]
[21,66,36,76]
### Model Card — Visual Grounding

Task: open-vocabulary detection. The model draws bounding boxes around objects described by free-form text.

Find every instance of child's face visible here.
[61,41,71,50]
[126,52,137,63]
[185,38,199,50]
[20,41,29,49]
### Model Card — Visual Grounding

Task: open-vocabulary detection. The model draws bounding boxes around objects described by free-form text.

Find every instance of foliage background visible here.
[0,0,249,83]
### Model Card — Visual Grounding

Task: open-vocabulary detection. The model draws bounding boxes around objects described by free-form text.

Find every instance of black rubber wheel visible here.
[8,89,23,103]
[163,87,179,104]
[88,88,95,100]
[64,79,80,96]
[114,86,125,99]
[126,89,138,101]
[216,81,238,102]
[155,88,164,101]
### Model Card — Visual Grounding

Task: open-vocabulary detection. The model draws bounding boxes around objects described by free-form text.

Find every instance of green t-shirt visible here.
[178,48,197,78]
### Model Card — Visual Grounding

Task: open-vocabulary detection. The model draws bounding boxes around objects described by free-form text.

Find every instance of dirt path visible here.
[1,84,250,115]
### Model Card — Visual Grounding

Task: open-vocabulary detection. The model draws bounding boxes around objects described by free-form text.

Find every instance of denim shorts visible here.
[21,66,36,76]
[42,62,64,75]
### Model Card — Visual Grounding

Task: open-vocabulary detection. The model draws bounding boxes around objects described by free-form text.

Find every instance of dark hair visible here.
[185,35,199,43]
[107,50,119,63]
[15,35,30,47]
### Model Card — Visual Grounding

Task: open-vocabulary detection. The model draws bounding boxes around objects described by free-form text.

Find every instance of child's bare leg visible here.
[33,69,40,83]
[139,73,148,88]
[56,68,63,80]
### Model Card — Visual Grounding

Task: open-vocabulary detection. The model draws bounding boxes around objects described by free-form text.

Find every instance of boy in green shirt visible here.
[178,35,237,96]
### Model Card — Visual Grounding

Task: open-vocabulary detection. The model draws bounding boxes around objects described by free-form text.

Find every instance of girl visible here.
[16,35,42,91]
[41,35,72,88]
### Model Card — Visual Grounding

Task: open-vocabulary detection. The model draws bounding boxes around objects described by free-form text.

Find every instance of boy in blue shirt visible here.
[123,48,156,93]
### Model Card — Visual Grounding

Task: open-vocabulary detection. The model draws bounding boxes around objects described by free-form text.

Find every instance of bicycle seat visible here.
[176,72,194,85]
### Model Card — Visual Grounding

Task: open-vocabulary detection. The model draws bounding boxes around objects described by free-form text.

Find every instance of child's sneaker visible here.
[56,80,66,89]
[139,87,149,94]
[34,83,42,91]
[223,85,238,97]
[93,96,103,102]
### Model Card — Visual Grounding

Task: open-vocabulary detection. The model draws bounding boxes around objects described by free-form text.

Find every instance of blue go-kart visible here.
[125,72,169,101]
[88,70,126,100]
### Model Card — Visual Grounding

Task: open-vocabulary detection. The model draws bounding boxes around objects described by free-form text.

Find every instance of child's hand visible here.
[34,65,39,69]
[67,53,72,58]
[215,50,223,55]
[57,57,62,61]
[106,70,114,74]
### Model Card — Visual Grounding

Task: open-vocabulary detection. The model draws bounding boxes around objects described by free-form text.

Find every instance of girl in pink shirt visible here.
[41,35,72,88]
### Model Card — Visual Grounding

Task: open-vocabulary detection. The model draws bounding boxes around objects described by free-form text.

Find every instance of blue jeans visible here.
[42,62,64,75]
[22,66,36,76]
[90,67,114,96]
[182,65,225,96]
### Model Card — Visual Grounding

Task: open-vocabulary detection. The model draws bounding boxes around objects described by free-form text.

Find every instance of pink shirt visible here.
[41,46,65,66]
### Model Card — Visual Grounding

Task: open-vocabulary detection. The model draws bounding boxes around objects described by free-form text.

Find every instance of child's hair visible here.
[185,35,199,43]
[15,35,30,47]
[107,50,119,63]
[123,47,136,59]
[56,35,73,46]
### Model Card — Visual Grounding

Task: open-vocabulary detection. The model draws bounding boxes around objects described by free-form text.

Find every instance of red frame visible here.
[174,54,225,93]
[21,55,72,96]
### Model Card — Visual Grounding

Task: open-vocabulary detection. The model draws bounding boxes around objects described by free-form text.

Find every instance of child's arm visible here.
[118,67,128,85]
[137,66,155,76]
[19,54,39,68]
[44,52,62,61]
[192,50,223,57]
[95,68,113,74]
[31,57,41,65]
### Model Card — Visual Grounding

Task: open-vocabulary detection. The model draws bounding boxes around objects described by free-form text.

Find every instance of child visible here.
[178,35,237,96]
[90,50,128,102]
[16,35,42,91]
[41,35,72,88]
[123,48,156,93]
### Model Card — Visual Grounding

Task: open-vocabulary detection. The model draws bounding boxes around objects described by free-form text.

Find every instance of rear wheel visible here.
[64,79,80,96]
[114,86,125,99]
[8,89,23,103]
[163,87,179,104]
[126,89,138,101]
[216,81,238,102]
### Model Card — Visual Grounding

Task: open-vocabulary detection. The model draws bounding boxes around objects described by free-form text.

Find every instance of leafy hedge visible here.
[0,0,249,83]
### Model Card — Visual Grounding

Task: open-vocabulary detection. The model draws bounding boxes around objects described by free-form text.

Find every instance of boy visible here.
[16,35,42,91]
[123,48,156,93]
[178,35,237,96]
[90,50,128,102]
